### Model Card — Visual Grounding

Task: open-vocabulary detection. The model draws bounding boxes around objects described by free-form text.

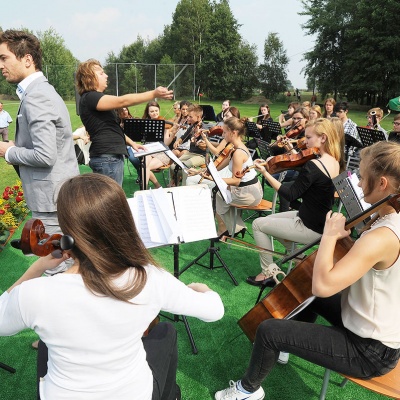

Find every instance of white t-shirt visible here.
[0,265,224,399]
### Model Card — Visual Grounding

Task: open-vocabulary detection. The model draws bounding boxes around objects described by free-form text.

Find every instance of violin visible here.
[198,143,235,183]
[156,116,174,128]
[10,219,74,258]
[286,124,305,139]
[235,147,320,178]
[238,192,400,342]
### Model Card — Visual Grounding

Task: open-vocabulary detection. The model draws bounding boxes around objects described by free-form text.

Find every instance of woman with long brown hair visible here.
[0,173,224,400]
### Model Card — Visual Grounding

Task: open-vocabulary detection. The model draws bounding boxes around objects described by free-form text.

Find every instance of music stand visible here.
[180,161,238,285]
[245,121,260,139]
[356,126,387,147]
[124,119,166,190]
[261,120,282,142]
[200,105,217,122]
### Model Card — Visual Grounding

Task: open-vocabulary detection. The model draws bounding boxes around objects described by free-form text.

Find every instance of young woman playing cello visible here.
[215,140,400,400]
[247,118,341,287]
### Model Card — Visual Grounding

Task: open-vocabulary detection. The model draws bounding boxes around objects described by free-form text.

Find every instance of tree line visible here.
[1,0,399,105]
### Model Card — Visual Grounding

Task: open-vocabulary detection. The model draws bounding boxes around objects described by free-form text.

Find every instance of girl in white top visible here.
[215,117,263,237]
[215,140,400,400]
[0,174,224,400]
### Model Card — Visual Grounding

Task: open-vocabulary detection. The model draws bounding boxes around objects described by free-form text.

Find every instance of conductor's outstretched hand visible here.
[155,86,174,100]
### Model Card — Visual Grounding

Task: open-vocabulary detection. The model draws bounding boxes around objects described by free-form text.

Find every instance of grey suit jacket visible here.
[7,75,79,212]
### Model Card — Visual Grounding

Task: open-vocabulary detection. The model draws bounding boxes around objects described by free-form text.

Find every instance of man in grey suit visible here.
[0,30,79,272]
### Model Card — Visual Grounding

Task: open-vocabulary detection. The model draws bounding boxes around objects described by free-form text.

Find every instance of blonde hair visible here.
[360,141,400,196]
[305,118,341,162]
[329,117,346,172]
[224,117,248,139]
[310,105,322,118]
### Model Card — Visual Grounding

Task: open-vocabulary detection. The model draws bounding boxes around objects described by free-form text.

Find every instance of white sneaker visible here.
[215,380,265,400]
[277,351,289,364]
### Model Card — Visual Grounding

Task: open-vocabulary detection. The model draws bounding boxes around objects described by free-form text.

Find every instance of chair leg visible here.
[319,369,331,400]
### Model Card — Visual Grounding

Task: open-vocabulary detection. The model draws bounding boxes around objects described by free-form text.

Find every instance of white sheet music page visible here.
[173,186,217,242]
[165,149,189,173]
[151,188,182,243]
[348,173,370,210]
[132,141,168,157]
[207,161,232,204]
[127,195,168,248]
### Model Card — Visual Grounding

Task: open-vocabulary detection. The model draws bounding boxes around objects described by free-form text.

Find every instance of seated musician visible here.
[214,117,263,238]
[309,104,322,120]
[0,174,224,400]
[323,97,337,119]
[270,107,310,212]
[247,118,340,288]
[366,107,388,139]
[187,107,241,235]
[255,103,273,131]
[215,141,400,400]
[388,114,400,144]
[216,99,230,122]
[139,101,177,188]
[278,101,299,132]
[333,101,361,160]
[168,100,192,158]
[170,104,207,186]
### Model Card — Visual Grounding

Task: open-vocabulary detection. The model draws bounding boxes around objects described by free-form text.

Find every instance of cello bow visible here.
[238,192,400,343]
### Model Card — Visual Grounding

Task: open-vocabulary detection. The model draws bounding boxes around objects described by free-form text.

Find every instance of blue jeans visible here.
[241,295,400,392]
[89,154,124,186]
[127,146,141,172]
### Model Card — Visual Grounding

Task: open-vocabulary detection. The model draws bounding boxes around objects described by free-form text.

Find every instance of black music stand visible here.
[245,121,260,139]
[261,120,282,142]
[356,126,387,147]
[124,119,166,190]
[200,105,217,122]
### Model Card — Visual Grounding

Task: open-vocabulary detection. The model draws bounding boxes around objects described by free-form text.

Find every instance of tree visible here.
[258,33,289,100]
[38,27,78,99]
[301,0,400,105]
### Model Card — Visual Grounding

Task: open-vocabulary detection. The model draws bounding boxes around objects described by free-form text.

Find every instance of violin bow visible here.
[219,235,305,261]
[278,192,400,265]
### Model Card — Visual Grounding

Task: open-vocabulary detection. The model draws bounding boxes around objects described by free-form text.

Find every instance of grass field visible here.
[0,96,394,399]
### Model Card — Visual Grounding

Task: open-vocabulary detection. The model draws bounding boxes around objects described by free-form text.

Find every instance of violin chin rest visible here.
[60,235,75,251]
[10,239,21,249]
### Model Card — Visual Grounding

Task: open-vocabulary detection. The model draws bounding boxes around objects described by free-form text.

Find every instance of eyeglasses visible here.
[393,122,400,126]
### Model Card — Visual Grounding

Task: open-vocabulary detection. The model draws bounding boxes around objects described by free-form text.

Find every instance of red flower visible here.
[4,204,10,209]
[3,194,9,200]
[13,185,19,190]
[0,210,5,215]
[18,191,23,196]
[16,196,23,203]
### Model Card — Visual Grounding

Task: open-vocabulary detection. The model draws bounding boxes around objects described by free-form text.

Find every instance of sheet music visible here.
[165,149,189,173]
[348,173,370,210]
[132,141,168,157]
[207,161,232,204]
[174,186,217,242]
[129,185,217,247]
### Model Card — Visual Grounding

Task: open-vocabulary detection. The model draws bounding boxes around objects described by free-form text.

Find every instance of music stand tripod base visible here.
[179,237,238,286]
[0,361,16,373]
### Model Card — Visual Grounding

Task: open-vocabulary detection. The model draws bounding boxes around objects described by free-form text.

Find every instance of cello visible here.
[238,193,400,342]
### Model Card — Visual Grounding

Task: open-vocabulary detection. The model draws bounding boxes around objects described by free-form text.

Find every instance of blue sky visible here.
[4,0,314,89]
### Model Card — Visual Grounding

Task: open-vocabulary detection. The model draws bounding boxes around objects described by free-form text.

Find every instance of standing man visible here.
[0,102,12,141]
[0,30,79,273]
